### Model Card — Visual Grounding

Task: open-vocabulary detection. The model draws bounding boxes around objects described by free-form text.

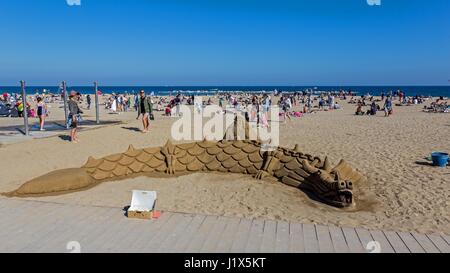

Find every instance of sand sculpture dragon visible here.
[4,140,365,208]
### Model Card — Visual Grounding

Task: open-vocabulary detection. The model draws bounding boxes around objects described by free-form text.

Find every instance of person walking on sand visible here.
[36,97,48,131]
[134,93,139,111]
[384,96,393,117]
[136,90,153,133]
[86,94,91,110]
[68,91,83,143]
[280,97,291,123]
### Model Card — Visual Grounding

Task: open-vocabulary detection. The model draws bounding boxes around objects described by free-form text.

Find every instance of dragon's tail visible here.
[2,168,95,197]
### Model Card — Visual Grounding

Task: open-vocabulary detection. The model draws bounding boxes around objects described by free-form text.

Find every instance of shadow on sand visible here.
[122,127,141,132]
[415,161,435,167]
[58,135,72,142]
[123,206,130,217]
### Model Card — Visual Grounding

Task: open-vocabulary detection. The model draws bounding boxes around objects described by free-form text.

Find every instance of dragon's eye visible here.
[345,181,354,190]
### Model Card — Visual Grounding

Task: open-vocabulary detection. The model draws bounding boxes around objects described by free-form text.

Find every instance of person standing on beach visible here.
[123,95,129,112]
[280,97,291,123]
[134,93,139,111]
[328,94,335,110]
[36,97,47,131]
[68,91,83,143]
[136,90,153,133]
[129,95,135,112]
[174,94,181,116]
[384,96,393,117]
[263,95,270,122]
[86,95,91,110]
[17,99,24,117]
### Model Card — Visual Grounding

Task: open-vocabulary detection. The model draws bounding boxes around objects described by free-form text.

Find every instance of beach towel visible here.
[294,112,302,118]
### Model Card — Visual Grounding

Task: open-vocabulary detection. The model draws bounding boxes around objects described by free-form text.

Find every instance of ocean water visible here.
[1,86,449,97]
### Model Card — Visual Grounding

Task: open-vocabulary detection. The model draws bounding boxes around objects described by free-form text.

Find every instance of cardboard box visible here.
[127,210,154,220]
[127,190,157,220]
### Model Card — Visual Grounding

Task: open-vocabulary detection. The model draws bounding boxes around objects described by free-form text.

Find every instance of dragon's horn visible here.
[164,139,173,147]
[323,157,332,172]
[303,160,319,174]
[335,170,342,181]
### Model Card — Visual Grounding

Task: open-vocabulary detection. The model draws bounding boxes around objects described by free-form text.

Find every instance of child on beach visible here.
[86,95,91,110]
[384,96,393,117]
[355,103,364,116]
[36,97,47,131]
[318,97,325,110]
[369,101,377,116]
[17,100,24,117]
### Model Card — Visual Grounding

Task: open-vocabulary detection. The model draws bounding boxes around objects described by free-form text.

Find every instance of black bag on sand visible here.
[149,113,155,120]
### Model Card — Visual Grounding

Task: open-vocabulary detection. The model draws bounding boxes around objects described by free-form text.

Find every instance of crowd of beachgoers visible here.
[0,88,449,140]
[100,89,448,117]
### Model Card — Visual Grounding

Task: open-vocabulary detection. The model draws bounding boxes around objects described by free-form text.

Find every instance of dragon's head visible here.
[315,169,354,208]
[302,159,363,208]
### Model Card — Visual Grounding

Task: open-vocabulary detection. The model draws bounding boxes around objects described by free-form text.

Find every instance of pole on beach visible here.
[20,80,29,136]
[94,81,100,124]
[62,81,69,129]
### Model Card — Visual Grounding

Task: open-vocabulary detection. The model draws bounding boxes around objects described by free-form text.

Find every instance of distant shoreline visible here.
[1,85,449,97]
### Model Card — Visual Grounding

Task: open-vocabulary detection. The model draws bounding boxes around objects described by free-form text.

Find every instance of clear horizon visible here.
[2,84,450,87]
[1,0,449,86]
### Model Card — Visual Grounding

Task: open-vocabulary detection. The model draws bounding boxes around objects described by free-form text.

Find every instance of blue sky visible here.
[0,0,449,86]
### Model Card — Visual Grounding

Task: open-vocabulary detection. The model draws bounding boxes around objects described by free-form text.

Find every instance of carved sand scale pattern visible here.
[84,140,266,179]
[5,140,365,208]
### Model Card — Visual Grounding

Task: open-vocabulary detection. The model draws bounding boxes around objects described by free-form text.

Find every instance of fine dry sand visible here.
[0,96,449,234]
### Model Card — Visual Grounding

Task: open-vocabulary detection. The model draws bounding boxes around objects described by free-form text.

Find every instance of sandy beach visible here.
[0,95,449,235]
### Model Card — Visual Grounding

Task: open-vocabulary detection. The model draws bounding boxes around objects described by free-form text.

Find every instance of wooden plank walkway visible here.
[0,198,448,253]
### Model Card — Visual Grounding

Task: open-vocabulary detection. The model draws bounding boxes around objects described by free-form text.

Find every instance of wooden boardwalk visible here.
[0,198,448,253]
